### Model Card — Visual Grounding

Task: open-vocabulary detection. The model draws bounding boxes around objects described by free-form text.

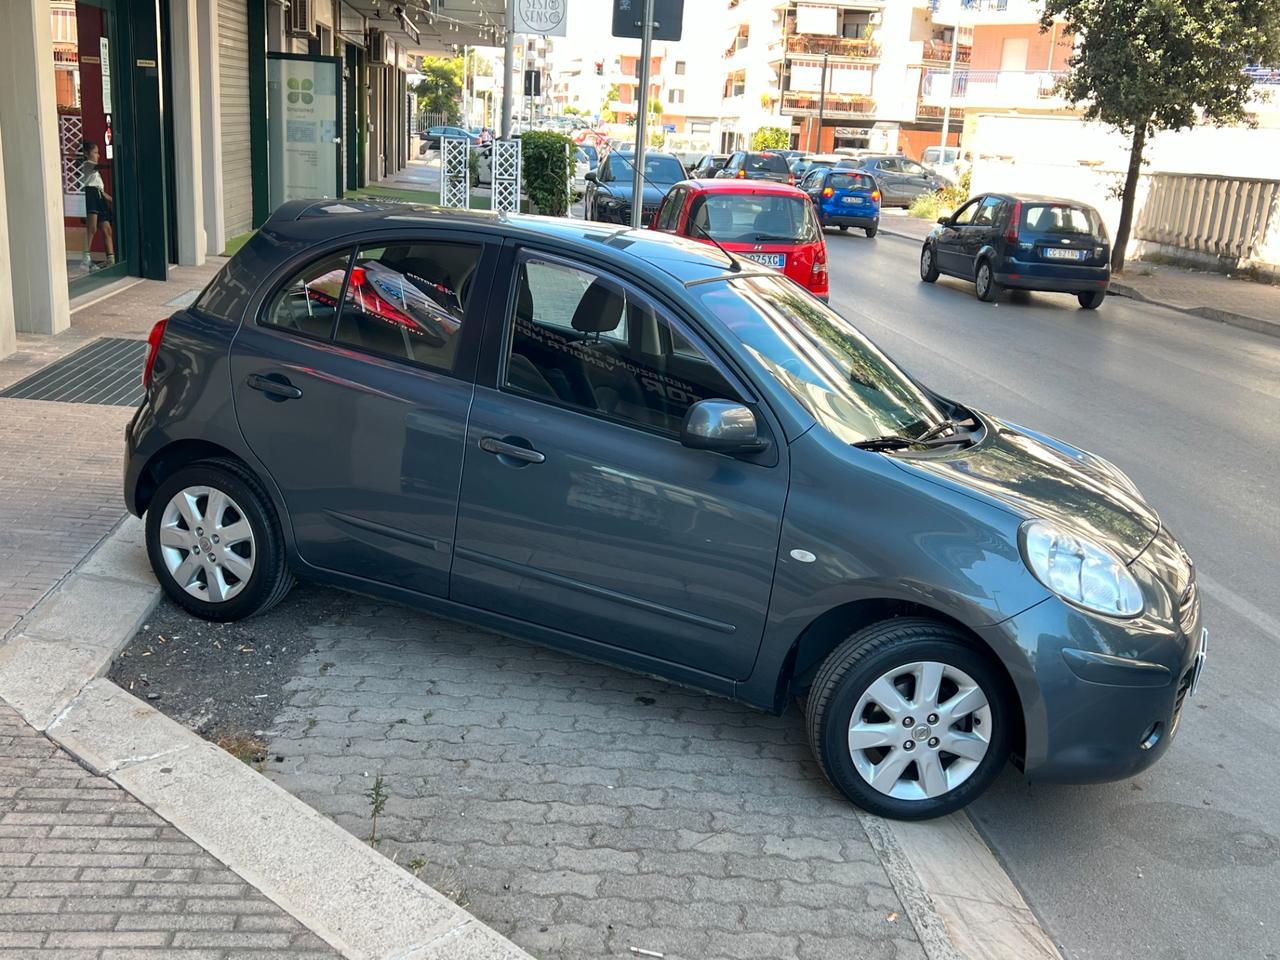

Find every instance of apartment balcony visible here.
[780,35,879,60]
[920,38,972,65]
[781,91,875,118]
[920,68,1069,109]
[929,0,1046,26]
[915,103,967,122]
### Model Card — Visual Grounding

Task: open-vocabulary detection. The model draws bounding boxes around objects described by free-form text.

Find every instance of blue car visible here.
[921,193,1110,308]
[799,167,881,237]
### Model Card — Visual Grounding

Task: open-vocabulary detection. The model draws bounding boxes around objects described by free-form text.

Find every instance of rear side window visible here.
[263,250,353,339]
[746,153,790,174]
[1022,204,1103,237]
[830,172,874,191]
[332,242,482,372]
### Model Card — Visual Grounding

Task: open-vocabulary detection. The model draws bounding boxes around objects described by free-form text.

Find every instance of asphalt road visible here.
[824,229,1280,960]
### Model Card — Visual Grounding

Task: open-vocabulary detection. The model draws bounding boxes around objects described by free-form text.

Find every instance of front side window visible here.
[333,242,482,372]
[952,199,981,225]
[973,197,1003,226]
[688,193,818,244]
[694,274,947,446]
[505,256,742,435]
[263,250,352,339]
[901,160,929,177]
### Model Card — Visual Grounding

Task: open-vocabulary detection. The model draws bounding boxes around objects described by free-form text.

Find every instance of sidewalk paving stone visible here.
[0,701,339,958]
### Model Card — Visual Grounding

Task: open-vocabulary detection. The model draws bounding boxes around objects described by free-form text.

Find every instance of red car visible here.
[650,179,829,300]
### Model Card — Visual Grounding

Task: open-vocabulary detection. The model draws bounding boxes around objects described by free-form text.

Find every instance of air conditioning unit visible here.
[369,28,390,65]
[288,0,316,37]
[868,12,883,25]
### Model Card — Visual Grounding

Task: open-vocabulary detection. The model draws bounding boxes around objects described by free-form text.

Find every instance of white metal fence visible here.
[1133,173,1280,270]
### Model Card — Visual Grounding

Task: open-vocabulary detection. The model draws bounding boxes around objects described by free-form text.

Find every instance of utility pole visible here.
[940,18,960,150]
[630,0,656,228]
[462,45,470,128]
[501,3,515,138]
[816,52,829,153]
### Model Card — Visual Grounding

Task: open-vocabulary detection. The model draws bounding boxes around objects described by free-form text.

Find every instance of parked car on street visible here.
[921,145,962,185]
[920,193,1111,308]
[689,153,731,179]
[798,167,881,237]
[128,201,1204,820]
[572,148,590,198]
[838,155,943,207]
[584,150,685,225]
[418,126,477,153]
[716,151,794,185]
[789,153,844,181]
[650,179,829,299]
[578,143,600,172]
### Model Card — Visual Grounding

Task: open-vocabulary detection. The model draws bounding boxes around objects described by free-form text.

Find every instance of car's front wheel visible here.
[805,619,1012,820]
[1078,290,1105,310]
[920,243,939,282]
[145,459,294,622]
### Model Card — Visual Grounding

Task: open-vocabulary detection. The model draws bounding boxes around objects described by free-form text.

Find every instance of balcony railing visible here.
[920,68,1068,107]
[781,92,875,117]
[785,35,879,59]
[920,38,972,64]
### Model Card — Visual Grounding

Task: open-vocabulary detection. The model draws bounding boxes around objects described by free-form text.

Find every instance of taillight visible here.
[871,190,881,203]
[143,318,168,389]
[1005,200,1023,243]
[822,186,834,198]
[736,169,746,179]
[788,174,796,185]
[811,247,828,278]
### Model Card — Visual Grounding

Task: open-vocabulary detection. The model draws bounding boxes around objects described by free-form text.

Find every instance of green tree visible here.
[415,56,464,124]
[751,126,790,150]
[1041,0,1280,272]
[600,84,621,123]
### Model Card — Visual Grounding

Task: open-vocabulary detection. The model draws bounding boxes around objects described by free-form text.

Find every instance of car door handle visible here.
[479,436,545,464]
[246,373,303,401]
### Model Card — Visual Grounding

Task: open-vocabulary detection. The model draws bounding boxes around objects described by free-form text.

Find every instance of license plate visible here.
[840,196,862,205]
[1043,247,1085,260]
[1189,628,1208,697]
[743,253,785,268]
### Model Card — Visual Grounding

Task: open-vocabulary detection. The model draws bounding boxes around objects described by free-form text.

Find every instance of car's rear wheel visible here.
[865,224,878,239]
[838,225,849,233]
[919,243,939,282]
[805,619,1012,820]
[1078,290,1105,310]
[975,261,1001,302]
[146,459,294,623]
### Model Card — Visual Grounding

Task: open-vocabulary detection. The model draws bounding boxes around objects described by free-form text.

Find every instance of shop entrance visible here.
[53,0,130,292]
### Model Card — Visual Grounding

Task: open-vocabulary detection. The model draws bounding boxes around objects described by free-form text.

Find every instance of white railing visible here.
[1134,173,1280,268]
[921,69,1068,107]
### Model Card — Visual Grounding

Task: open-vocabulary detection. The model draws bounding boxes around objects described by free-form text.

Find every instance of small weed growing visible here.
[216,732,268,772]
[366,772,388,847]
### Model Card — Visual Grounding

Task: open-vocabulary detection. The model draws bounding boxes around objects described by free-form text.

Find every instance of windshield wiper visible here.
[852,435,916,451]
[853,422,976,452]
[915,419,962,443]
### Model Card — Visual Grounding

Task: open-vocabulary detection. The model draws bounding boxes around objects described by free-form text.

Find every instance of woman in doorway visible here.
[81,141,115,272]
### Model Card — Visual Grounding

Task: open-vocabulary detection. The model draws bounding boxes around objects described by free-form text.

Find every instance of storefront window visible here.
[52,0,125,287]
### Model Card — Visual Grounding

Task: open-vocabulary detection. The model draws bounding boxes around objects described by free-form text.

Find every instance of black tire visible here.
[919,243,939,282]
[1078,289,1105,310]
[145,458,294,623]
[975,260,1001,302]
[805,618,1012,820]
[865,224,878,239]
[838,225,849,233]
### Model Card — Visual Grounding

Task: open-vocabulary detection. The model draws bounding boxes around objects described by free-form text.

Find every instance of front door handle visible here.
[479,436,545,464]
[246,373,303,401]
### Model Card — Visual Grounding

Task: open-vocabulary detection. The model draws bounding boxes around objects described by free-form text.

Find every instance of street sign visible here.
[523,69,541,97]
[612,0,683,41]
[663,123,676,132]
[514,0,568,37]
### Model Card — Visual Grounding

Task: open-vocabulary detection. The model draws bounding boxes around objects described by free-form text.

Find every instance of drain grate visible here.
[0,337,147,406]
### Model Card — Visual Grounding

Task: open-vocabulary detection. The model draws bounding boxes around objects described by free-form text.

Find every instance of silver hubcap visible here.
[977,267,989,294]
[922,248,932,273]
[848,661,992,801]
[158,485,255,603]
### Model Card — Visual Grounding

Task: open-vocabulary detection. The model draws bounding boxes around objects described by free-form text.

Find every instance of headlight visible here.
[1020,519,1143,617]
[599,196,620,208]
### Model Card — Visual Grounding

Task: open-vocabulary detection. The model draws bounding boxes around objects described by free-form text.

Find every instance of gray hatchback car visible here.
[125,201,1207,819]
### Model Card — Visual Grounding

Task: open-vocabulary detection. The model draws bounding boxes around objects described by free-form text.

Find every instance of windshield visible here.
[746,153,791,174]
[689,194,818,244]
[696,275,947,444]
[605,153,685,183]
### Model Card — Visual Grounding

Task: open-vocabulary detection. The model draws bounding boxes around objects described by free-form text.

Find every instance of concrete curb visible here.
[1106,280,1280,340]
[0,518,534,960]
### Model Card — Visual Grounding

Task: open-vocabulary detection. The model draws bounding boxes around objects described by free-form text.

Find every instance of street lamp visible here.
[816,51,829,153]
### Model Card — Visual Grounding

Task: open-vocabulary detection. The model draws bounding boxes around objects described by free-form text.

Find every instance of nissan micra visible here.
[125,201,1206,820]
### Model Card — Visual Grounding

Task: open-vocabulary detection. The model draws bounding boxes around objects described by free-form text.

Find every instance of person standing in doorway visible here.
[81,141,115,272]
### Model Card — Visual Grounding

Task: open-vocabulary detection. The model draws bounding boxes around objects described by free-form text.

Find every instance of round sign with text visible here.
[518,0,565,34]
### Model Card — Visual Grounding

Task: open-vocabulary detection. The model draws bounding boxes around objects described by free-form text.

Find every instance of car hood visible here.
[891,414,1160,561]
[597,180,680,204]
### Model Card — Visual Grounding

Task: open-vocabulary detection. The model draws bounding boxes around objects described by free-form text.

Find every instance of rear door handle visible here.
[246,373,303,401]
[479,436,545,464]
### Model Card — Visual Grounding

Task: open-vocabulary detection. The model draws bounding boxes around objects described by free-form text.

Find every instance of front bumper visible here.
[983,564,1203,784]
[593,202,659,226]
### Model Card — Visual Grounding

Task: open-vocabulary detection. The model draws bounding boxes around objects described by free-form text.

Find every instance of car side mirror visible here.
[937,216,951,225]
[585,171,597,183]
[681,400,767,454]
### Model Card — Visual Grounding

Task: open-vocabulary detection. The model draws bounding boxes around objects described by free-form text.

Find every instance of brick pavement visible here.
[0,701,339,958]
[266,602,927,960]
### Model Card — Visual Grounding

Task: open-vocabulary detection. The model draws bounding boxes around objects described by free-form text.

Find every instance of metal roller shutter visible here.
[218,0,252,238]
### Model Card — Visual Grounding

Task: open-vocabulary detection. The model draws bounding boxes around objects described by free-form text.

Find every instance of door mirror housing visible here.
[681,400,767,454]
[584,171,597,183]
[937,215,951,225]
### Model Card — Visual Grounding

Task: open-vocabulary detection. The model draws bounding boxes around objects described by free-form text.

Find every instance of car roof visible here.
[977,192,1101,208]
[676,179,807,196]
[269,199,749,287]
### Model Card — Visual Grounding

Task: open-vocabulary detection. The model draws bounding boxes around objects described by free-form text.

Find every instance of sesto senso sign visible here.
[515,0,567,36]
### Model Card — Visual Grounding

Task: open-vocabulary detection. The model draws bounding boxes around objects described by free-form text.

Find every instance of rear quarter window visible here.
[192,229,308,324]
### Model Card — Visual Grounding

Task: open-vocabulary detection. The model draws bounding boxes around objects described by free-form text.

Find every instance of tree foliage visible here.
[415,56,464,123]
[751,126,790,150]
[1040,0,1280,270]
[600,84,621,124]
